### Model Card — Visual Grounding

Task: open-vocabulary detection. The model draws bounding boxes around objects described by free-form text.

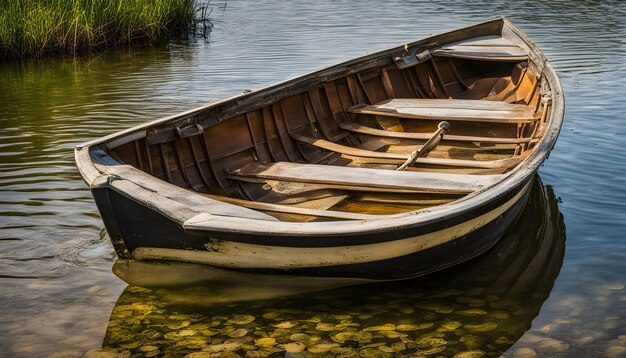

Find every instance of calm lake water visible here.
[1,0,625,357]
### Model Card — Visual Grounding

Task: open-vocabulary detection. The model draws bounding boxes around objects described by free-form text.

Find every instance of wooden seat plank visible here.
[348,98,537,123]
[229,162,504,194]
[290,132,521,169]
[431,35,529,61]
[338,122,534,144]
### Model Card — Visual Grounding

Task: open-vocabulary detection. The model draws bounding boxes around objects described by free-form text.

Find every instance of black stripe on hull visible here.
[186,180,530,247]
[92,177,531,280]
[93,176,531,249]
[284,185,531,279]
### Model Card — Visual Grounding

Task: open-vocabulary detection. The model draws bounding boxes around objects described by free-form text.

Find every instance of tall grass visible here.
[0,0,198,59]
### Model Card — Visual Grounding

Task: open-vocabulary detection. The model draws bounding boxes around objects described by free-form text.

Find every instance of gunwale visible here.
[75,17,563,238]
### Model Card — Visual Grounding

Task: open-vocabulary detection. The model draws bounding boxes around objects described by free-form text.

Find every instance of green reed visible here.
[0,0,197,59]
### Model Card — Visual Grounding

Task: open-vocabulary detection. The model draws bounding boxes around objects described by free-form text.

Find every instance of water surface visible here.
[1,0,625,356]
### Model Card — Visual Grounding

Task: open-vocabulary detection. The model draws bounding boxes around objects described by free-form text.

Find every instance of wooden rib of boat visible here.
[75,18,563,280]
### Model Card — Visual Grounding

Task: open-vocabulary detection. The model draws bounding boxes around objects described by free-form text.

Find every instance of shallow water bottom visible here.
[85,179,568,357]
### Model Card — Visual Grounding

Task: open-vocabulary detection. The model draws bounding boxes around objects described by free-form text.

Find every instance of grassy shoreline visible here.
[0,0,198,59]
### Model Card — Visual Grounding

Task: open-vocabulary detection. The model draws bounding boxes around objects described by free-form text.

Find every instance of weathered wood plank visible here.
[432,35,528,61]
[348,98,537,123]
[290,132,522,169]
[338,122,534,144]
[229,162,504,194]
[441,35,522,47]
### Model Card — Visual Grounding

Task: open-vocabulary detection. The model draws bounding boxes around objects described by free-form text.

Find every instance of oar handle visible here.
[397,121,450,171]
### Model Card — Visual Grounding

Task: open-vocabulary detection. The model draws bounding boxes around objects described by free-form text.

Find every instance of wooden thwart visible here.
[348,98,538,124]
[229,162,504,194]
[339,122,534,144]
[290,132,521,169]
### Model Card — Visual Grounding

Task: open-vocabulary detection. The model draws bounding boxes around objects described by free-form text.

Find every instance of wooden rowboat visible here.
[75,18,563,280]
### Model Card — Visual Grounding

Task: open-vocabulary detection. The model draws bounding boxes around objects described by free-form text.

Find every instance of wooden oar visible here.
[397,121,450,171]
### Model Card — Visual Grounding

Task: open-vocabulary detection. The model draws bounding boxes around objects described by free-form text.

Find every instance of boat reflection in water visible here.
[102,176,565,357]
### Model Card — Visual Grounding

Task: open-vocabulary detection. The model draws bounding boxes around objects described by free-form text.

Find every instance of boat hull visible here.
[92,175,533,280]
[76,17,564,281]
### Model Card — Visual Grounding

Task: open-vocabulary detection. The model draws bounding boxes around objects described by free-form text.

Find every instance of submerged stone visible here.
[377,330,405,339]
[175,336,207,349]
[270,328,291,338]
[453,350,486,358]
[167,321,191,329]
[604,345,626,358]
[358,347,392,358]
[464,322,497,332]
[229,315,256,325]
[203,342,242,353]
[416,331,445,340]
[495,336,511,345]
[435,306,455,314]
[281,342,305,353]
[331,331,373,344]
[164,329,196,340]
[329,347,358,357]
[416,337,447,349]
[456,309,488,316]
[139,346,159,352]
[315,322,337,331]
[303,316,322,323]
[184,352,211,358]
[228,328,248,338]
[199,328,220,337]
[416,345,446,355]
[245,348,282,358]
[363,324,396,331]
[417,302,455,314]
[395,324,417,332]
[272,321,296,329]
[360,342,385,349]
[378,342,406,353]
[262,311,281,320]
[307,343,339,353]
[289,333,310,342]
[460,335,485,349]
[254,337,276,347]
[512,348,537,358]
[438,321,462,332]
